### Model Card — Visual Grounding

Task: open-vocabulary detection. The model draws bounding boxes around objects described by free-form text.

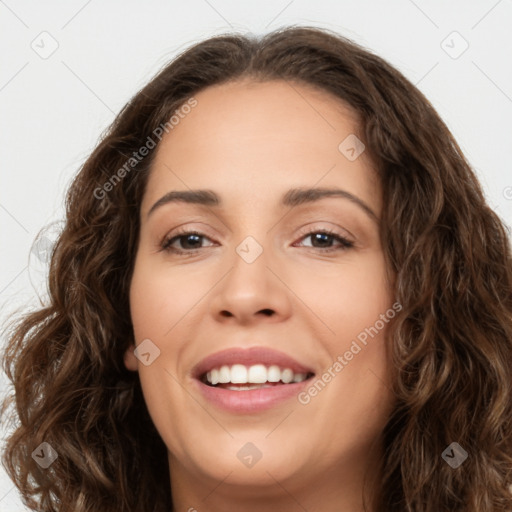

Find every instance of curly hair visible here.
[2,25,511,512]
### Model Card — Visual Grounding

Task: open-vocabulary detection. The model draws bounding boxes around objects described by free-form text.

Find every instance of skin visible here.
[124,79,397,512]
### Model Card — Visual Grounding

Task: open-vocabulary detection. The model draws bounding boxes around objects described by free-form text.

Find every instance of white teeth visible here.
[248,364,267,383]
[230,364,247,384]
[267,365,281,382]
[218,365,230,383]
[281,368,294,383]
[203,364,310,386]
[230,364,247,383]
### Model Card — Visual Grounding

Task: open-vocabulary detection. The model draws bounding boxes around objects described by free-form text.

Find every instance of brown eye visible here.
[160,230,215,254]
[294,229,354,253]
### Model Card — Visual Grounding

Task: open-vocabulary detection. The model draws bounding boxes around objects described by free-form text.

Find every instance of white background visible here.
[1,1,511,509]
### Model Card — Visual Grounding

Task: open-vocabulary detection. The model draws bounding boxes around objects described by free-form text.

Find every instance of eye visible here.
[293,229,354,253]
[159,228,354,255]
[160,229,215,255]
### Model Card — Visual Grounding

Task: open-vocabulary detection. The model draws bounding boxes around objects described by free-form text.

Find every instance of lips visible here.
[190,346,316,413]
[191,346,315,381]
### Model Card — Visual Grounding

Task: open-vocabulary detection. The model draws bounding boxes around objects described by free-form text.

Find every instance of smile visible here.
[202,363,312,388]
[192,346,316,413]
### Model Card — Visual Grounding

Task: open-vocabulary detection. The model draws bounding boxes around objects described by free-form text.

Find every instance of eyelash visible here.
[159,227,354,256]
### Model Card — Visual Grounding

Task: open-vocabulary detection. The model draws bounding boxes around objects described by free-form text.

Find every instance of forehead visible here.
[142,79,380,217]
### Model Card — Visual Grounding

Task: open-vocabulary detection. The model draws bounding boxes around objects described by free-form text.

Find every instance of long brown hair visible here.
[2,26,511,512]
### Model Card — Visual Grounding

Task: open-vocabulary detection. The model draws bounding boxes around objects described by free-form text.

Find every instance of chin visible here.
[182,441,305,485]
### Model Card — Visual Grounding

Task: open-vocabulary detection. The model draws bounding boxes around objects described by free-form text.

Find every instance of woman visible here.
[2,26,511,512]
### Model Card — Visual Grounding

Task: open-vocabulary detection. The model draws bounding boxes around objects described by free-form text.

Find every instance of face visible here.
[125,79,397,507]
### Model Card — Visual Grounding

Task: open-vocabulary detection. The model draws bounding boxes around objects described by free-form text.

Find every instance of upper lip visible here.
[191,346,315,380]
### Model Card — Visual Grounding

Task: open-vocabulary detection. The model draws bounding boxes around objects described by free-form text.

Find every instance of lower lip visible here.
[195,378,313,413]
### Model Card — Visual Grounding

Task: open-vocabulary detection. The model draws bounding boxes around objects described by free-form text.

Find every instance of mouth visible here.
[191,346,316,412]
[199,364,315,390]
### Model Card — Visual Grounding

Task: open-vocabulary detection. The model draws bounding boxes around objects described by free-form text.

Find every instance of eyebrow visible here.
[147,187,378,223]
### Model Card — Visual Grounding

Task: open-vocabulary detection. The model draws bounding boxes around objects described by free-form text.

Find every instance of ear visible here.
[123,343,139,371]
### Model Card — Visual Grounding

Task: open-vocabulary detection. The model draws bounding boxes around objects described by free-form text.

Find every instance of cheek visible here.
[129,258,194,340]
[287,253,392,337]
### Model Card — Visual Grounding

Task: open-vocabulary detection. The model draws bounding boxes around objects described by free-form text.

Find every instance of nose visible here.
[209,241,293,326]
